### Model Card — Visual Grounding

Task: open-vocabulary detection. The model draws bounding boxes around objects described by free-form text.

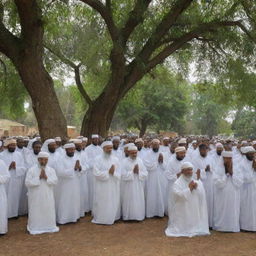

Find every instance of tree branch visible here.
[0,56,7,87]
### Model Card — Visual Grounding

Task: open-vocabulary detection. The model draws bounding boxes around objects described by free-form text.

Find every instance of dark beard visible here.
[33,151,39,155]
[76,148,82,152]
[48,148,55,153]
[246,155,254,161]
[66,152,74,157]
[92,142,98,146]
[8,148,15,153]
[176,156,184,161]
[217,151,222,156]
[152,148,159,153]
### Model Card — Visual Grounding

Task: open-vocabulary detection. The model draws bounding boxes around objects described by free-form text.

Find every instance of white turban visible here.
[82,137,88,142]
[63,143,75,149]
[178,138,187,144]
[55,137,61,142]
[135,138,143,143]
[222,151,233,158]
[128,145,138,151]
[37,152,49,159]
[192,140,197,144]
[240,146,247,154]
[252,141,256,145]
[241,140,247,145]
[181,162,194,170]
[175,146,186,153]
[124,143,135,149]
[163,137,169,141]
[112,136,120,141]
[92,134,99,139]
[101,141,113,148]
[4,139,17,147]
[152,139,160,144]
[72,139,82,144]
[216,143,223,148]
[243,146,256,154]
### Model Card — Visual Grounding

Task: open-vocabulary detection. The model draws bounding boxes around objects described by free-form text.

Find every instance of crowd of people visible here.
[0,134,255,237]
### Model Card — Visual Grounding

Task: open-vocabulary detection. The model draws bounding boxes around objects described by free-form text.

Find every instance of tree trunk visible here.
[14,56,67,141]
[139,120,148,137]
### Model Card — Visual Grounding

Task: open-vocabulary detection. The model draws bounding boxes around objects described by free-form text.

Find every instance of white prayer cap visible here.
[241,140,247,145]
[0,141,2,147]
[82,137,88,142]
[216,143,224,148]
[192,140,197,144]
[181,162,194,170]
[37,152,49,159]
[135,138,143,143]
[128,145,138,151]
[73,139,82,144]
[4,139,17,147]
[124,143,135,149]
[222,151,233,158]
[45,139,55,145]
[163,137,169,140]
[55,137,61,142]
[152,139,160,144]
[252,141,256,145]
[77,136,84,139]
[101,141,113,148]
[24,136,29,141]
[178,138,187,144]
[240,146,247,154]
[92,134,99,139]
[243,146,256,154]
[112,136,120,141]
[175,146,186,153]
[63,143,75,149]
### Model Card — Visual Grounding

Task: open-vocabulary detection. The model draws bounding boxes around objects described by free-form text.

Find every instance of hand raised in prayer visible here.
[177,172,181,178]
[75,160,82,172]
[189,181,196,192]
[196,169,201,180]
[158,153,163,164]
[205,165,210,172]
[40,169,47,180]
[133,164,139,174]
[253,159,256,170]
[9,161,16,170]
[109,165,115,175]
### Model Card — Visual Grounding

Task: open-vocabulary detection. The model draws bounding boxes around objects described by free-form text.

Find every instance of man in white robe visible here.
[121,145,148,221]
[239,146,256,231]
[92,141,121,225]
[160,137,170,153]
[213,151,243,232]
[84,134,103,211]
[55,143,83,224]
[111,136,123,160]
[210,143,224,166]
[41,139,60,170]
[25,152,59,235]
[144,139,167,218]
[0,159,10,235]
[0,139,26,218]
[165,162,209,237]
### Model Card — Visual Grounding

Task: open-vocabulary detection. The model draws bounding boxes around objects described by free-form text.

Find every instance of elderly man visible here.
[239,146,256,231]
[55,143,83,224]
[165,162,209,237]
[144,139,167,218]
[25,152,59,235]
[92,141,121,225]
[213,151,243,232]
[121,145,148,221]
[0,159,10,235]
[0,139,26,218]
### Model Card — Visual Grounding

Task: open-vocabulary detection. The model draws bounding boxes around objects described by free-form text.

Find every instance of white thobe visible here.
[55,154,83,224]
[165,175,209,237]
[121,157,148,221]
[143,150,167,218]
[0,160,10,234]
[213,159,243,232]
[239,158,256,231]
[92,153,121,225]
[84,144,103,211]
[25,165,59,235]
[0,150,26,218]
[160,145,170,153]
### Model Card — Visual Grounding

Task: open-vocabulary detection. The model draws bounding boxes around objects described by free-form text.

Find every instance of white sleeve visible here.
[25,168,40,187]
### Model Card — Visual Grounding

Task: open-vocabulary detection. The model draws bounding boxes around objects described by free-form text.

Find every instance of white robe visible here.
[213,159,243,232]
[165,175,209,237]
[92,153,121,225]
[239,157,256,231]
[84,144,103,211]
[0,160,10,234]
[25,165,59,235]
[143,150,167,218]
[0,150,26,218]
[121,157,148,221]
[55,154,82,224]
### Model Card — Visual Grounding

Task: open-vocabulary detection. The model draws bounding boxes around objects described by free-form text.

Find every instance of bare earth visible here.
[1,216,255,256]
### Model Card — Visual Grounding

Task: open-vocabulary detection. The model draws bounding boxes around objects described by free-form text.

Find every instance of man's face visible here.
[176,151,185,161]
[124,147,129,157]
[24,140,29,147]
[129,150,137,160]
[199,147,208,157]
[163,139,169,146]
[33,143,42,155]
[152,142,159,152]
[192,143,197,149]
[135,142,143,151]
[66,147,75,157]
[8,143,16,153]
[112,140,120,150]
[38,158,48,167]
[56,141,62,147]
[170,144,177,154]
[75,143,83,152]
[17,139,25,149]
[182,168,193,178]
[92,138,99,146]
[246,152,255,161]
[103,145,112,155]
[216,147,223,156]
[48,142,57,153]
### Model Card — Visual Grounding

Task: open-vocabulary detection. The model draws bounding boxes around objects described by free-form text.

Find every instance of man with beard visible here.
[164,146,188,215]
[55,137,64,154]
[165,162,209,237]
[187,140,198,160]
[92,141,121,225]
[121,145,148,221]
[84,135,103,211]
[111,136,122,160]
[55,143,82,224]
[210,143,224,166]
[25,152,59,235]
[41,139,60,170]
[0,139,26,218]
[25,141,42,168]
[213,151,243,232]
[192,143,214,228]
[160,137,170,153]
[144,139,167,218]
[135,138,146,160]
[239,146,256,231]
[123,143,135,159]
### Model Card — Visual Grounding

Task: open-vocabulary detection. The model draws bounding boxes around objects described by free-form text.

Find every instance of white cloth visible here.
[212,158,243,232]
[121,157,148,221]
[0,160,10,234]
[165,175,209,237]
[92,153,121,225]
[25,165,59,235]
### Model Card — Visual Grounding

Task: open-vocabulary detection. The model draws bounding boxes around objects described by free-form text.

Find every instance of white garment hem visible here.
[27,226,59,235]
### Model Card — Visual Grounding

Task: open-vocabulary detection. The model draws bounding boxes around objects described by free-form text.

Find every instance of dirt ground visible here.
[1,216,256,256]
